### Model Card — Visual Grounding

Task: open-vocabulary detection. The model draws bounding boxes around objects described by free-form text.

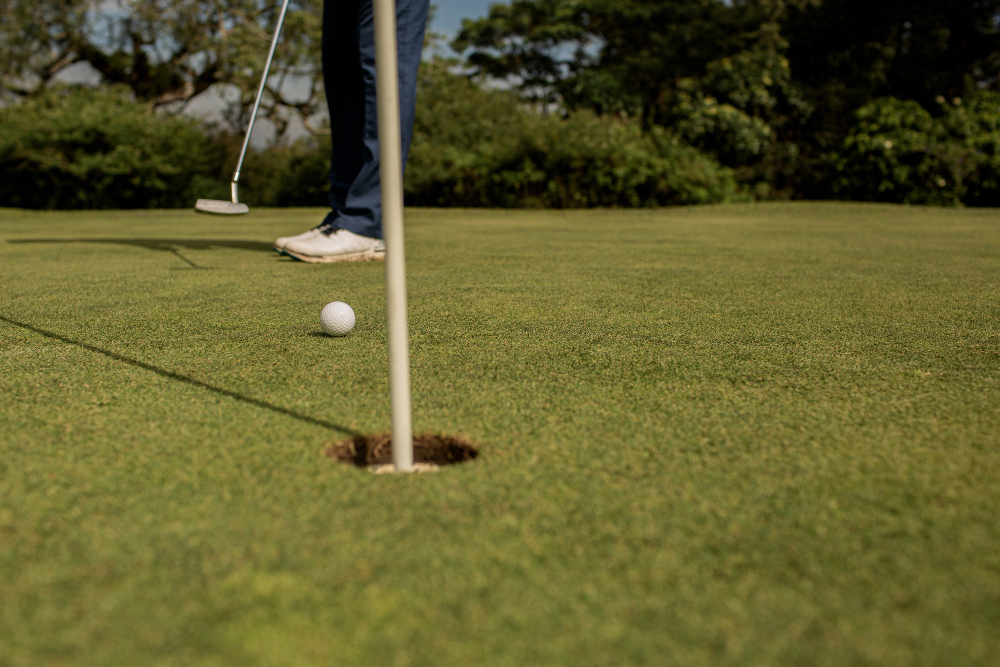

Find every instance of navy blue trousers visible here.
[322,0,429,239]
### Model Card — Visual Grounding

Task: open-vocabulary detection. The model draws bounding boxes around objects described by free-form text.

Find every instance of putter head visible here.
[194,199,250,215]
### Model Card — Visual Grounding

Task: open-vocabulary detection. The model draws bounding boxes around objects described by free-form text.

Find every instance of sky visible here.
[432,0,497,38]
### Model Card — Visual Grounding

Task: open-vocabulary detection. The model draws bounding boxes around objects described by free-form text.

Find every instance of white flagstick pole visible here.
[372,0,414,472]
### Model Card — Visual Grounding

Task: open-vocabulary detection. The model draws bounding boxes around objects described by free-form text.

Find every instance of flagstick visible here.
[372,0,413,472]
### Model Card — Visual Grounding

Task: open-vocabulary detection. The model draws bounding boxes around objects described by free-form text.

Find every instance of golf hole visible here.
[326,433,479,472]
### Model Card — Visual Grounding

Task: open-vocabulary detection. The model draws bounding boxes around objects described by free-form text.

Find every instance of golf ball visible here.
[320,301,355,337]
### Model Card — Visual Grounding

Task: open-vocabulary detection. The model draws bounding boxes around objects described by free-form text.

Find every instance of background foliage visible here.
[0,0,324,134]
[834,93,1000,207]
[0,86,222,209]
[0,73,741,210]
[406,61,740,207]
[456,0,1000,203]
[0,0,998,209]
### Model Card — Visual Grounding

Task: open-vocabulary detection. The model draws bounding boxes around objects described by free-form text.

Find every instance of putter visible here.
[194,0,292,215]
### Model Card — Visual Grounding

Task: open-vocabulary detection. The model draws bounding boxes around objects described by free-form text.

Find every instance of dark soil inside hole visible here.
[326,433,479,467]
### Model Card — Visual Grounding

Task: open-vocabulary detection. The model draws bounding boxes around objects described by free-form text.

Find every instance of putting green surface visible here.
[1,203,998,665]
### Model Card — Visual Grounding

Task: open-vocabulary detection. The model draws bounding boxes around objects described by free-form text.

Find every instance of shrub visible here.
[834,98,959,205]
[0,72,741,210]
[833,93,1000,206]
[0,85,223,209]
[943,91,1000,207]
[231,136,332,208]
[406,64,740,208]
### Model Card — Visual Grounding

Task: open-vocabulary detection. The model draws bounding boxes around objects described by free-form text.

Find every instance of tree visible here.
[453,0,1000,197]
[454,0,813,193]
[786,0,1000,113]
[454,1,806,122]
[0,0,325,136]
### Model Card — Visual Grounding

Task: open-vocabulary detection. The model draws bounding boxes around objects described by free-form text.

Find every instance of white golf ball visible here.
[320,301,355,337]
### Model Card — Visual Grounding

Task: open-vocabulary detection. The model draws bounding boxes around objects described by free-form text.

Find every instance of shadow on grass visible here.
[0,314,360,437]
[7,238,276,269]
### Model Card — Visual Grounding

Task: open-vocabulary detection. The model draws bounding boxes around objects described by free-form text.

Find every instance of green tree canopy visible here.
[454,0,1000,196]
[0,0,324,135]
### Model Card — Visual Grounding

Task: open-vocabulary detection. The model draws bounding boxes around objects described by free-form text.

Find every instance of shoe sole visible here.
[283,247,386,263]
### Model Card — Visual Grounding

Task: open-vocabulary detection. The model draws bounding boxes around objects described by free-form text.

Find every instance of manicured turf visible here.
[1,203,998,666]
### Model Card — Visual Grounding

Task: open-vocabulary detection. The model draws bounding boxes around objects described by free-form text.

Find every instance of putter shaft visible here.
[231,0,292,203]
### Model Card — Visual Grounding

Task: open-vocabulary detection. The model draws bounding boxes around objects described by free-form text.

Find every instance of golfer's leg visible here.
[334,0,430,240]
[322,0,364,227]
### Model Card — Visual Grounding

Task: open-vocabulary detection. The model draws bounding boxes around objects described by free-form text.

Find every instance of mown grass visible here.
[0,203,998,666]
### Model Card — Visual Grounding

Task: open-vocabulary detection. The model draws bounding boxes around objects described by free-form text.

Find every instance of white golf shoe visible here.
[283,228,386,263]
[273,226,326,253]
